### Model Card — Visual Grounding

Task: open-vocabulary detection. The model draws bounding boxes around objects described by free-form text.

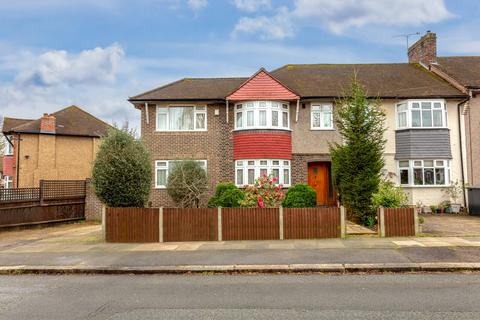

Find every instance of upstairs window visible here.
[156,106,207,131]
[311,104,333,130]
[4,135,13,155]
[235,101,289,130]
[396,100,447,129]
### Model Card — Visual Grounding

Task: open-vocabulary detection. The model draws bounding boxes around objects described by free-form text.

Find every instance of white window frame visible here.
[397,159,450,187]
[234,101,290,131]
[155,160,207,189]
[395,99,447,130]
[156,105,207,132]
[4,135,13,156]
[310,103,334,130]
[3,176,12,189]
[235,159,291,187]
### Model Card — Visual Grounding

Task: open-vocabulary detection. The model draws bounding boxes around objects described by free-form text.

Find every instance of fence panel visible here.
[383,208,415,237]
[0,188,40,203]
[284,207,341,239]
[0,203,84,227]
[163,208,218,242]
[42,180,86,200]
[106,207,159,242]
[222,208,279,240]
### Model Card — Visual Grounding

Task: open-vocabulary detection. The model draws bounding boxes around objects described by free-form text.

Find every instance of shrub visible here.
[166,160,208,207]
[372,180,408,210]
[208,183,244,208]
[92,128,151,207]
[239,174,284,208]
[282,184,317,208]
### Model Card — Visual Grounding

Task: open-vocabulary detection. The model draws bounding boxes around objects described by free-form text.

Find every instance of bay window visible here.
[311,104,333,130]
[155,160,207,188]
[398,159,450,186]
[235,101,290,130]
[235,159,291,187]
[396,100,447,129]
[156,106,207,131]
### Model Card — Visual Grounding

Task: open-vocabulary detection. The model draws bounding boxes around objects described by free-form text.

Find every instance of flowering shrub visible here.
[239,174,285,208]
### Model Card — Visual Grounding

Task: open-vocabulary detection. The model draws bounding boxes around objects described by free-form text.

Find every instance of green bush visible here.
[166,160,208,208]
[282,184,317,208]
[208,182,244,208]
[372,180,408,210]
[92,128,151,207]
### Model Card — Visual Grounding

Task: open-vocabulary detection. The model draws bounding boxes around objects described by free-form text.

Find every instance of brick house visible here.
[130,50,469,208]
[2,105,111,188]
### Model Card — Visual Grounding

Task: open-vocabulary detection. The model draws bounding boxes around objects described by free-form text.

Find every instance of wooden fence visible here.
[0,180,86,228]
[105,206,345,243]
[378,207,417,237]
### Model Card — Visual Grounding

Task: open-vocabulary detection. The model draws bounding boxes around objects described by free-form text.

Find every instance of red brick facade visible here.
[233,130,292,160]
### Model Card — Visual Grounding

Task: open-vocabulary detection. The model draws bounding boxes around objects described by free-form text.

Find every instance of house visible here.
[129,45,468,208]
[2,105,111,188]
[407,31,480,190]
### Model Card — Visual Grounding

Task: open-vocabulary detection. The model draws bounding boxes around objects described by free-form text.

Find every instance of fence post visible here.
[414,208,419,236]
[39,179,44,205]
[217,207,222,241]
[101,205,106,241]
[340,206,346,238]
[379,207,385,237]
[279,206,284,240]
[159,207,164,242]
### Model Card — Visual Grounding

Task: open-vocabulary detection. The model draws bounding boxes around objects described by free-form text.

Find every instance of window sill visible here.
[154,186,167,189]
[233,128,292,132]
[154,129,207,133]
[399,184,450,188]
[395,127,449,131]
[310,128,335,131]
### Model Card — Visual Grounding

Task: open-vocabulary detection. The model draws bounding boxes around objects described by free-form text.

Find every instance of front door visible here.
[307,162,335,206]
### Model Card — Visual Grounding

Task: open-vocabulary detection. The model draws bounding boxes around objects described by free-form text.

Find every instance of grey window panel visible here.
[395,129,452,159]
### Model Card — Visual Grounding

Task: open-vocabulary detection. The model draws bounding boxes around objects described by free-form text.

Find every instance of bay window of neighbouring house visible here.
[235,101,290,130]
[235,159,290,187]
[396,100,447,129]
[311,104,333,130]
[155,160,207,188]
[156,106,207,131]
[398,160,450,186]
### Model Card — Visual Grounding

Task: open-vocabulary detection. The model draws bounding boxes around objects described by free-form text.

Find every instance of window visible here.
[398,160,450,186]
[235,159,291,187]
[4,135,13,156]
[396,100,447,129]
[155,160,207,188]
[235,101,290,130]
[311,104,333,130]
[3,176,12,189]
[156,106,207,131]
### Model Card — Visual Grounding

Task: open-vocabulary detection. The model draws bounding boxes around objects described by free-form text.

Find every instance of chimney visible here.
[40,113,56,134]
[408,31,437,65]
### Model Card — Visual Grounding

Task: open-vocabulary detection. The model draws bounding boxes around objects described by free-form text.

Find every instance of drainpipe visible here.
[15,134,21,188]
[458,97,470,207]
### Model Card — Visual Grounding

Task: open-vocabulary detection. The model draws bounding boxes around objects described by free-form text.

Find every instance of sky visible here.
[0,0,479,131]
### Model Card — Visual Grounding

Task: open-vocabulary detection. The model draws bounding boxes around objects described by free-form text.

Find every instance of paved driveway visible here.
[421,214,480,236]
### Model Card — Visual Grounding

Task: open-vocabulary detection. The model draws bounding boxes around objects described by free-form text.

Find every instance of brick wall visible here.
[291,153,331,184]
[141,103,235,207]
[85,178,103,221]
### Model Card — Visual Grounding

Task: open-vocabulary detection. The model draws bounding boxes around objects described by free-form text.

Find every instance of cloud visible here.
[232,7,294,40]
[16,45,124,87]
[233,0,271,12]
[187,0,208,11]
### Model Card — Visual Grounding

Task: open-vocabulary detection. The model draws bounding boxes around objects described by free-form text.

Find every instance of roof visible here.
[226,68,299,101]
[436,57,480,89]
[3,105,111,137]
[270,63,465,99]
[2,117,32,133]
[129,77,248,101]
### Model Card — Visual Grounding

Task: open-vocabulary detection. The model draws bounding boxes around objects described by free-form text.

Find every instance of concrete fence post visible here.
[279,206,284,240]
[379,207,385,237]
[218,207,222,241]
[159,207,164,243]
[340,206,346,238]
[101,205,106,241]
[414,208,419,236]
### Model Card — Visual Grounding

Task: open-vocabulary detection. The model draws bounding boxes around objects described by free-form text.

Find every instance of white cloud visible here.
[233,7,294,40]
[187,0,207,11]
[233,0,271,12]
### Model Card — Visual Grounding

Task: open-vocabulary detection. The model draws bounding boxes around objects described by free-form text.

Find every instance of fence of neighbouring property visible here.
[0,180,86,227]
[377,207,418,237]
[104,206,346,243]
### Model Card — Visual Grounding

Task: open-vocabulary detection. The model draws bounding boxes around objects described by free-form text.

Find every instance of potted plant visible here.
[442,180,464,214]
[415,201,423,215]
[430,205,437,214]
[437,203,445,214]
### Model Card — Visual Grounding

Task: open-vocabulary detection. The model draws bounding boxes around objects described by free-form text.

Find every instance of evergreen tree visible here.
[330,77,387,225]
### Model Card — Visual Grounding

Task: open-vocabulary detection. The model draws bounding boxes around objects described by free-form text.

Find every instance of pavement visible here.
[2,274,480,319]
[1,220,480,274]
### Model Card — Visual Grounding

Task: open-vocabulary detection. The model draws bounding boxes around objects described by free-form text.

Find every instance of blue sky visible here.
[1,0,479,130]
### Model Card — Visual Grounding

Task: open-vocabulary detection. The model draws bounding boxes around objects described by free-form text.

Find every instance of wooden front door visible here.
[308,162,335,206]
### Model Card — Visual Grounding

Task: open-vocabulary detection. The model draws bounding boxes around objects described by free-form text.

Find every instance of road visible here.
[1,274,480,319]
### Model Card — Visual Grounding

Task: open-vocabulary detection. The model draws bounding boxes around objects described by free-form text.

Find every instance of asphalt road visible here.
[1,274,480,320]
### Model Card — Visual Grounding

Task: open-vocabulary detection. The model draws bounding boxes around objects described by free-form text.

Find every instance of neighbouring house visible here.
[407,31,480,192]
[129,48,468,208]
[2,105,111,188]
